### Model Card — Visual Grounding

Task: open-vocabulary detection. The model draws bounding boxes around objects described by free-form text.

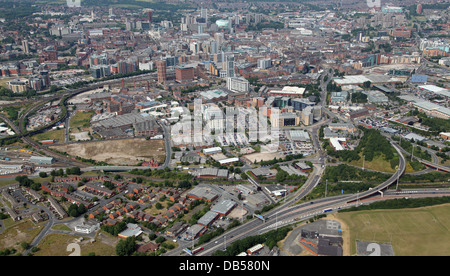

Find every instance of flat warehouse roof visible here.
[211,200,236,215]
[218,157,239,164]
[419,85,450,97]
[203,147,222,154]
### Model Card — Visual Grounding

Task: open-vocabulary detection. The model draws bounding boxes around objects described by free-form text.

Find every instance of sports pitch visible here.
[335,203,450,256]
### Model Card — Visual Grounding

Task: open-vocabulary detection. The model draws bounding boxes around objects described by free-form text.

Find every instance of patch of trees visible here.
[0,3,39,20]
[103,181,115,190]
[0,86,37,99]
[0,137,19,147]
[400,172,449,183]
[0,248,17,256]
[15,175,40,191]
[129,167,193,182]
[322,164,390,185]
[197,227,225,245]
[254,202,281,215]
[409,109,450,134]
[351,92,368,103]
[2,106,19,121]
[67,203,86,217]
[326,147,361,163]
[379,43,393,53]
[357,127,396,162]
[327,82,342,93]
[65,167,82,175]
[436,152,448,164]
[409,159,426,171]
[180,85,211,94]
[73,156,110,166]
[116,236,136,256]
[50,169,65,177]
[327,127,397,169]
[274,168,307,183]
[398,139,432,162]
[178,180,194,189]
[246,21,285,31]
[101,221,128,236]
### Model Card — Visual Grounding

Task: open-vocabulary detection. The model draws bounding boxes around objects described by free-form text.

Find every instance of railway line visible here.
[191,138,408,256]
[0,72,157,168]
[1,70,448,257]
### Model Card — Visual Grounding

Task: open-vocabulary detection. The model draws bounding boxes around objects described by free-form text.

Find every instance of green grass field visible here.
[347,153,396,173]
[32,129,65,143]
[69,110,94,130]
[33,232,116,256]
[335,203,450,256]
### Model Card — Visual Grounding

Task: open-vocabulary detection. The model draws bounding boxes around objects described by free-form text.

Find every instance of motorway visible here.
[168,139,406,257]
[178,71,447,256]
[1,69,448,256]
[181,71,413,256]
[199,161,397,256]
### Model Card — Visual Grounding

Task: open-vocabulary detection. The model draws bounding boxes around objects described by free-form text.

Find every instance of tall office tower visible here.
[40,70,50,88]
[190,42,200,54]
[234,16,240,26]
[228,18,233,31]
[214,32,224,48]
[185,15,192,25]
[22,40,29,54]
[224,54,235,78]
[198,24,204,34]
[156,60,167,84]
[210,41,218,55]
[246,14,251,24]
[254,13,262,24]
[200,7,207,21]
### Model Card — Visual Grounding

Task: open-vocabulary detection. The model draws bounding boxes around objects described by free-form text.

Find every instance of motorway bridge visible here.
[420,160,450,173]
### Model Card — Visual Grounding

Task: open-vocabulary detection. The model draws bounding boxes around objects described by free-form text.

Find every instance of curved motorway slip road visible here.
[183,140,408,256]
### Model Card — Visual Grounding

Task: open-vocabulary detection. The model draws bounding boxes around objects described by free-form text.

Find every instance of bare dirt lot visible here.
[242,152,285,163]
[50,138,166,166]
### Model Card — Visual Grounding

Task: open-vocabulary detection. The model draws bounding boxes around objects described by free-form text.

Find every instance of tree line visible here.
[327,127,397,169]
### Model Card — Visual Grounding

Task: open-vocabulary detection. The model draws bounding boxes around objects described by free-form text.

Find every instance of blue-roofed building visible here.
[411,74,428,83]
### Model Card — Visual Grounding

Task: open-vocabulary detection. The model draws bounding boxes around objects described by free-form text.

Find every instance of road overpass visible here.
[345,141,406,203]
[419,160,450,173]
[191,139,407,256]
